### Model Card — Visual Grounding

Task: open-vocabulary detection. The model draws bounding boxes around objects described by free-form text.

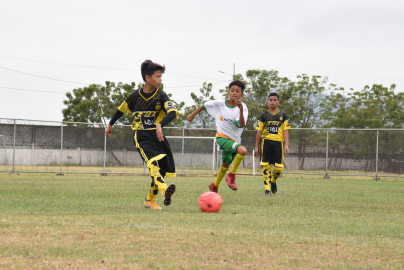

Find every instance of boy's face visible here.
[267,96,279,109]
[227,85,244,101]
[145,70,162,89]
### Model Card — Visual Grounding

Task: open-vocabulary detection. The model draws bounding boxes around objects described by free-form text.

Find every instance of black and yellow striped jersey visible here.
[118,88,179,131]
[255,109,290,141]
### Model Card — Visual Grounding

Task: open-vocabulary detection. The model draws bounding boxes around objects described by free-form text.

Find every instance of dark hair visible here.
[268,92,279,100]
[228,80,246,93]
[141,60,166,81]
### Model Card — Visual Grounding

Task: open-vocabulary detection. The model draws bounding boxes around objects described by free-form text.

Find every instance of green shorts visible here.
[216,137,241,164]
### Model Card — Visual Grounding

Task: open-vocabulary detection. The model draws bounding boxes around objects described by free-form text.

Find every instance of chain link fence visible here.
[1,118,404,180]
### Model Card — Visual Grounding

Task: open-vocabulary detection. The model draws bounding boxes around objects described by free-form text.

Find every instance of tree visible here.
[184,82,216,128]
[323,84,404,172]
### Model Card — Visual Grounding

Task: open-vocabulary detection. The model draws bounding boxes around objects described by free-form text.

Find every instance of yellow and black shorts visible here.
[134,130,176,177]
[260,139,284,167]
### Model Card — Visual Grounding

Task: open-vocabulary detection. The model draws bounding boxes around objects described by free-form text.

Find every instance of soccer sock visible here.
[214,166,229,187]
[263,164,272,190]
[146,161,167,200]
[271,167,282,183]
[230,153,246,174]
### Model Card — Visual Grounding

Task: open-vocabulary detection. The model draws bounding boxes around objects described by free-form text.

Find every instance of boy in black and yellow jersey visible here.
[105,60,179,210]
[254,93,290,195]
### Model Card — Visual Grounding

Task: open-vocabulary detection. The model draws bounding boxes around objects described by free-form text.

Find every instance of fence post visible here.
[212,137,215,171]
[323,129,330,179]
[374,130,380,180]
[181,128,184,175]
[10,119,19,175]
[57,122,64,176]
[252,149,255,178]
[102,130,107,176]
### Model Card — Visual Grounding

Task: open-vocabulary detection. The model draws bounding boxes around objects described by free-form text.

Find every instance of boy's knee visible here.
[237,145,247,156]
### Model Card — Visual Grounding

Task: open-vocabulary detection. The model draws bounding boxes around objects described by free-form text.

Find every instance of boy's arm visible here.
[105,110,124,136]
[283,129,289,155]
[235,100,245,128]
[254,130,262,157]
[187,106,204,124]
[156,111,177,142]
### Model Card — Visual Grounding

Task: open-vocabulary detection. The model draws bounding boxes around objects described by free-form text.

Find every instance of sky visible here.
[1,0,403,122]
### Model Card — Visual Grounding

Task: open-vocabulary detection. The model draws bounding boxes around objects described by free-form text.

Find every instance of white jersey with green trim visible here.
[202,99,248,143]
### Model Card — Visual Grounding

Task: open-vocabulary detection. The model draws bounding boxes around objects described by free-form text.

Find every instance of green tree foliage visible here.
[184,82,216,128]
[323,84,404,172]
[62,81,137,125]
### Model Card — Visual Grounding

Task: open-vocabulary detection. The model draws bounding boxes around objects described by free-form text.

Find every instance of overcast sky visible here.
[1,0,403,122]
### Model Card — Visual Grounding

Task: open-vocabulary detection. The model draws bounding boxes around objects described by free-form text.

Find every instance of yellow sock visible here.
[146,162,167,200]
[214,166,229,187]
[263,165,272,190]
[230,153,246,174]
[271,167,282,183]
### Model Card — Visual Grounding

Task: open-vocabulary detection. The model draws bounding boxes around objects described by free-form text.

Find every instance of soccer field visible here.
[0,173,403,269]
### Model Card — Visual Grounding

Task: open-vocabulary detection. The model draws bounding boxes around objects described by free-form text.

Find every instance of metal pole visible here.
[58,122,64,175]
[181,128,184,175]
[374,130,380,180]
[323,130,330,179]
[252,150,255,178]
[102,131,107,175]
[212,138,215,171]
[12,120,15,174]
[233,63,235,78]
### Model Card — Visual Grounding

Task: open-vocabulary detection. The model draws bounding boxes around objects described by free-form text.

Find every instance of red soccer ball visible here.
[198,192,223,213]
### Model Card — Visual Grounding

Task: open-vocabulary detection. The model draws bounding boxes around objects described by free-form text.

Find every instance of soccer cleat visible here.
[225,172,237,190]
[209,182,218,193]
[265,190,271,195]
[163,184,176,206]
[144,199,162,210]
[271,182,277,194]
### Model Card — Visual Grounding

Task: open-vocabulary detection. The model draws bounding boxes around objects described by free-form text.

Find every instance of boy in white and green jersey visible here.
[187,80,248,193]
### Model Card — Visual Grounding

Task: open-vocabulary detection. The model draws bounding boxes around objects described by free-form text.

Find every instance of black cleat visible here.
[271,182,277,194]
[265,190,271,195]
[163,184,176,206]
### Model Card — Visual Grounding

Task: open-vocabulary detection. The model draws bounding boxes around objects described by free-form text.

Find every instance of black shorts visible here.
[134,130,176,177]
[260,139,284,167]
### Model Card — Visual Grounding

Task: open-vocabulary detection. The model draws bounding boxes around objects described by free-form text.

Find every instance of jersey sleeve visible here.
[117,91,136,113]
[159,91,179,116]
[255,112,266,131]
[202,100,220,117]
[235,103,248,128]
[282,112,291,130]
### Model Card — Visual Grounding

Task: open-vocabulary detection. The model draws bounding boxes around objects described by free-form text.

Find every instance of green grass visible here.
[0,173,403,269]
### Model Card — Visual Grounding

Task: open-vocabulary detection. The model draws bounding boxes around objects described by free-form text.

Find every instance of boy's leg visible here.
[263,164,272,193]
[270,142,284,194]
[229,145,247,174]
[148,160,168,197]
[210,163,229,192]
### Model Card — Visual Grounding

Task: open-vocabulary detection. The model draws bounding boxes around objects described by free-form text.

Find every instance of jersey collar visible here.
[268,109,280,115]
[225,99,237,108]
[139,88,159,101]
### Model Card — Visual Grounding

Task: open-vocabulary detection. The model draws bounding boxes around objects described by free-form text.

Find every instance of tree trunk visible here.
[106,140,123,166]
[363,151,372,172]
[299,143,306,170]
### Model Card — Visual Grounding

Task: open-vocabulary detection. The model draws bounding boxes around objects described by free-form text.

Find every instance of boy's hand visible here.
[187,113,195,124]
[235,100,243,110]
[284,146,289,155]
[156,124,164,142]
[254,147,259,157]
[105,124,113,136]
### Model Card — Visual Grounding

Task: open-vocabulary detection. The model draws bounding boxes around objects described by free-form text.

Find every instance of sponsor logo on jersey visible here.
[220,116,223,121]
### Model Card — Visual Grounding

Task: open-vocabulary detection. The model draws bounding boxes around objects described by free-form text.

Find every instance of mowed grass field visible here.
[0,173,403,269]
